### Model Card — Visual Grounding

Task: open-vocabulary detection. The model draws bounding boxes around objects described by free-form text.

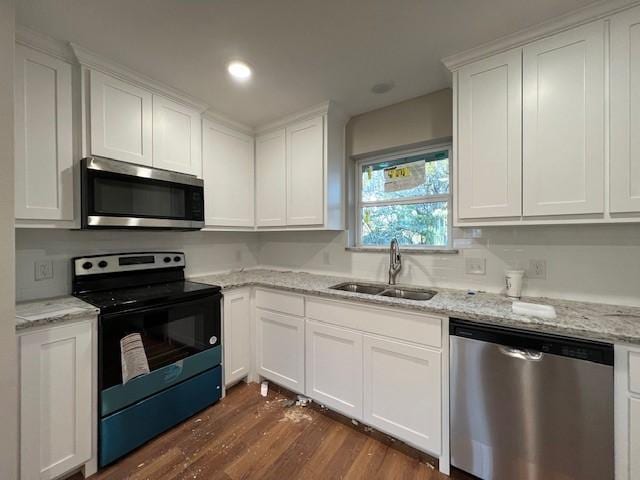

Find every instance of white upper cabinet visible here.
[202,119,255,227]
[152,95,202,176]
[255,103,346,230]
[522,21,605,216]
[89,69,153,166]
[14,44,74,221]
[457,48,522,219]
[610,5,640,214]
[286,116,325,226]
[255,129,287,226]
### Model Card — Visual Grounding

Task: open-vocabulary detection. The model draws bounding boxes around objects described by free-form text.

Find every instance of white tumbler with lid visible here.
[505,270,525,298]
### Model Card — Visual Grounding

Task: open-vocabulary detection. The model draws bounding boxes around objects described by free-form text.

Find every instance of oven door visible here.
[81,156,204,230]
[99,293,221,416]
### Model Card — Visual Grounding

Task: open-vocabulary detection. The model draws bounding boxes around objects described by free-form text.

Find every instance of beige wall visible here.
[0,0,18,478]
[346,88,452,157]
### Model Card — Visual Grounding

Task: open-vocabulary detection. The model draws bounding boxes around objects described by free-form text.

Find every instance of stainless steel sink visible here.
[330,282,387,295]
[329,282,436,301]
[379,287,437,301]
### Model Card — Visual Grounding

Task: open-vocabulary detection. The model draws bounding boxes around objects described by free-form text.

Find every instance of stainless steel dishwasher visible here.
[450,319,614,480]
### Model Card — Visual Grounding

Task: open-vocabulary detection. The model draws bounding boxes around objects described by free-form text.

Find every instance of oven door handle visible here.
[100,291,221,320]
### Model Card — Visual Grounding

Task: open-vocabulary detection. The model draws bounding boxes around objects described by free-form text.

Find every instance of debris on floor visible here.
[280,408,313,424]
[260,381,269,397]
[295,394,311,407]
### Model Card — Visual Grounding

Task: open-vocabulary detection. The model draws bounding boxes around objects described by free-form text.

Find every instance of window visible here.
[356,147,451,248]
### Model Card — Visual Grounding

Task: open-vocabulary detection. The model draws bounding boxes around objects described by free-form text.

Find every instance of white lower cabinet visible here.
[305,320,363,419]
[255,308,305,393]
[253,291,445,462]
[223,289,251,386]
[19,321,93,480]
[363,335,442,454]
[630,397,640,479]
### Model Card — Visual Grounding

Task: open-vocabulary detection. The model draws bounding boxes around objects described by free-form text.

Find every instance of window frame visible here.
[355,144,453,249]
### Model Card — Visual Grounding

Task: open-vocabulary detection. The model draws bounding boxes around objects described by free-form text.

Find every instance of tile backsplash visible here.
[16,224,640,307]
[15,229,260,301]
[257,224,640,307]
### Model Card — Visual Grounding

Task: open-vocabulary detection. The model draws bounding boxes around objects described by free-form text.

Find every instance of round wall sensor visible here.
[371,82,394,94]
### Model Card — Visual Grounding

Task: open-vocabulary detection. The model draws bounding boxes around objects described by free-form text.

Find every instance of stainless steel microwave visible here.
[80,156,204,230]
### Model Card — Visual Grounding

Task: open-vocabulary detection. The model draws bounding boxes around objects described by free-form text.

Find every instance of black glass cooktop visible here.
[75,280,221,314]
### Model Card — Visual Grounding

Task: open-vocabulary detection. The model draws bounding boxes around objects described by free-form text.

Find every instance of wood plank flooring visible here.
[80,382,473,480]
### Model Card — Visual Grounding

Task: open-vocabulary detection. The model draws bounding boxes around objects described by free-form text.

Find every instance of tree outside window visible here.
[357,148,451,248]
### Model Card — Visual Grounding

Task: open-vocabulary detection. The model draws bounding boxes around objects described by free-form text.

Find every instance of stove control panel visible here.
[73,252,185,276]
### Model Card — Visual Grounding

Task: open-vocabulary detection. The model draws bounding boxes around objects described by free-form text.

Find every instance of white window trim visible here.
[355,143,453,249]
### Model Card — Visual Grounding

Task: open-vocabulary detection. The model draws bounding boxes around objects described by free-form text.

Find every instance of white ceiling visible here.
[17,0,598,127]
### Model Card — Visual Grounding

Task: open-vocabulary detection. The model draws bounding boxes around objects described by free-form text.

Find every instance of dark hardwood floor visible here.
[78,382,474,480]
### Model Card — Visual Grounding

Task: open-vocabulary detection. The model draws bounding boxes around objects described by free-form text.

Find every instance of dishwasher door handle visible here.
[498,346,544,361]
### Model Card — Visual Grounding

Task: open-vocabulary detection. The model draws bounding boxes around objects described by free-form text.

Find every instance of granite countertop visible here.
[16,295,99,332]
[15,269,640,345]
[192,269,640,346]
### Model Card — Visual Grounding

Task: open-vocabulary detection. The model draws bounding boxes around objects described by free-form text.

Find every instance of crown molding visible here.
[16,25,76,63]
[442,0,640,71]
[201,110,254,136]
[70,43,209,112]
[18,27,340,136]
[255,101,333,134]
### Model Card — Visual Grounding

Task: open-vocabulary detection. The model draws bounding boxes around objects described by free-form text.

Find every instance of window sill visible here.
[345,246,459,255]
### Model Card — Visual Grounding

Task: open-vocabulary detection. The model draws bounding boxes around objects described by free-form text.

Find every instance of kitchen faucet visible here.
[388,238,402,285]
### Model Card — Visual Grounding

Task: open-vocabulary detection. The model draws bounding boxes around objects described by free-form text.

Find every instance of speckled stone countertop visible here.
[16,296,99,332]
[193,269,640,345]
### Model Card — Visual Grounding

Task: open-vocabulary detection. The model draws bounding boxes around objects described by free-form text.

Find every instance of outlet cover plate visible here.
[34,260,54,281]
[465,257,486,275]
[529,259,547,279]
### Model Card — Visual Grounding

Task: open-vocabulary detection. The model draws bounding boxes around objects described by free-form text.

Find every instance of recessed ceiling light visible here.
[227,61,252,81]
[371,82,394,94]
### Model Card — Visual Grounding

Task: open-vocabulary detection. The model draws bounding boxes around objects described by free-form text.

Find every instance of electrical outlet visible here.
[34,260,54,281]
[465,257,486,275]
[529,259,547,279]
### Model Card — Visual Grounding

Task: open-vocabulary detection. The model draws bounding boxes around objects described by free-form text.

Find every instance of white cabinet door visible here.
[523,21,605,216]
[286,116,324,225]
[202,119,255,227]
[223,289,251,386]
[630,397,640,480]
[14,44,73,221]
[152,95,201,176]
[363,335,441,454]
[255,309,305,393]
[89,70,153,166]
[20,321,92,480]
[305,320,363,420]
[457,48,522,219]
[255,129,286,227]
[610,6,640,214]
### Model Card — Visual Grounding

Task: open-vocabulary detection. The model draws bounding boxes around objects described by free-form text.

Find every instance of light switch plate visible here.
[34,260,54,281]
[465,257,486,275]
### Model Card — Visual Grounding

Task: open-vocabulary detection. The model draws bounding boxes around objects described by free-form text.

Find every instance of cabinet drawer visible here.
[306,298,442,348]
[630,351,640,395]
[255,288,304,316]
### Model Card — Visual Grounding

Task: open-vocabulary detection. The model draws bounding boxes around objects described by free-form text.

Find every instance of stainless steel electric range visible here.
[72,252,222,467]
